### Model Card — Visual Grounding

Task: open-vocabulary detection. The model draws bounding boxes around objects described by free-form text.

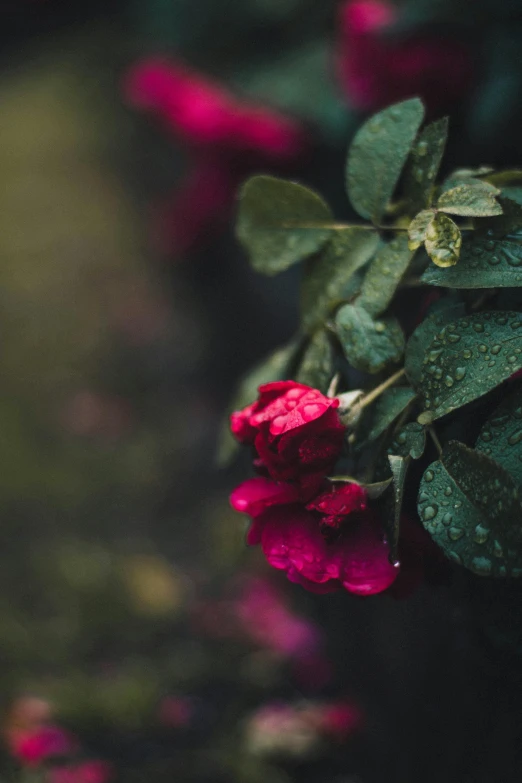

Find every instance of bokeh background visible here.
[2,1,522,781]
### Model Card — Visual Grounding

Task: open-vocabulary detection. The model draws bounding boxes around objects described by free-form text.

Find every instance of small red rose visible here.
[231,382,346,496]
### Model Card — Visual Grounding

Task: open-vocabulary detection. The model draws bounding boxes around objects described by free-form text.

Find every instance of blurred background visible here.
[2,1,522,781]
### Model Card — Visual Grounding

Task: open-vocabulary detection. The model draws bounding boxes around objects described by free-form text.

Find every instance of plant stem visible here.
[345,368,406,425]
[428,426,443,456]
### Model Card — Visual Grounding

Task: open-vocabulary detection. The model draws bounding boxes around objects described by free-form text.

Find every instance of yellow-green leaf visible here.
[425,213,462,267]
[408,209,436,250]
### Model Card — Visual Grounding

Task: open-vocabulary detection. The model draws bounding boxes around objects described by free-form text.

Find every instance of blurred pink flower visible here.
[122,58,307,257]
[48,761,112,783]
[337,0,474,115]
[244,699,362,757]
[9,726,76,767]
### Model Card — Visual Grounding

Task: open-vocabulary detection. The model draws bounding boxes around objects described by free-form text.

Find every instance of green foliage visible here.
[475,388,522,485]
[436,182,502,217]
[346,98,425,223]
[404,117,449,212]
[363,387,417,443]
[236,175,333,275]
[301,228,379,333]
[421,236,522,287]
[424,212,462,267]
[405,302,466,387]
[390,422,427,460]
[335,305,405,374]
[418,441,522,576]
[387,454,409,563]
[230,97,522,580]
[359,234,416,316]
[414,311,522,423]
[295,330,334,393]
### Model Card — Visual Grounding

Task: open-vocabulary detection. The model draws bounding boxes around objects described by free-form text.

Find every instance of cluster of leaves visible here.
[221,96,522,581]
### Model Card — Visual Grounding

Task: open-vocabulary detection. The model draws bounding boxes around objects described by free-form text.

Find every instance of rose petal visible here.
[230,477,300,518]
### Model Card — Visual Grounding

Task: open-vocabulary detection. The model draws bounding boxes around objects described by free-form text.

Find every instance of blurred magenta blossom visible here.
[122,58,307,257]
[336,0,475,114]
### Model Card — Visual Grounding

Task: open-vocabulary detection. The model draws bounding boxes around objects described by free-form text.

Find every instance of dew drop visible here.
[448,527,464,541]
[454,367,467,381]
[444,486,453,496]
[493,540,504,558]
[462,349,472,359]
[473,322,485,333]
[422,505,438,521]
[471,556,492,576]
[442,512,453,526]
[444,375,454,388]
[447,333,461,344]
[473,525,490,544]
[508,428,522,446]
[485,240,495,251]
[424,470,434,482]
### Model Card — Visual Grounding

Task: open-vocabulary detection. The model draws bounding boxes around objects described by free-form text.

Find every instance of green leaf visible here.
[346,98,425,224]
[389,422,427,460]
[437,182,502,217]
[414,311,522,423]
[404,116,449,211]
[387,454,409,564]
[215,342,297,466]
[405,302,466,387]
[476,196,522,238]
[236,175,333,275]
[440,167,495,194]
[475,388,522,486]
[420,236,522,288]
[335,304,405,374]
[363,386,417,443]
[418,441,522,577]
[301,227,379,333]
[358,234,417,316]
[295,329,334,393]
[408,209,436,250]
[425,212,462,267]
[328,476,393,501]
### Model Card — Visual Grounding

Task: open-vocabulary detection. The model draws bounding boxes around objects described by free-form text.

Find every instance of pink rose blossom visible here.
[259,505,397,596]
[336,0,474,115]
[231,382,346,497]
[123,57,306,158]
[10,726,77,767]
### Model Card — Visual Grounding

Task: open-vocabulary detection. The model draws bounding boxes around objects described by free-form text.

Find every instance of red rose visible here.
[231,477,397,595]
[231,382,346,496]
[336,0,474,116]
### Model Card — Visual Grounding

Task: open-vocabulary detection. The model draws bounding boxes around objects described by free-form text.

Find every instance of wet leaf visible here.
[363,386,417,443]
[484,169,522,188]
[421,236,522,288]
[414,311,522,423]
[476,196,522,238]
[408,209,436,250]
[440,167,495,194]
[404,116,449,211]
[425,212,462,267]
[437,182,502,217]
[387,454,409,563]
[359,234,416,316]
[405,302,466,387]
[301,227,379,333]
[389,422,426,460]
[216,341,298,466]
[346,98,425,224]
[295,329,334,393]
[335,304,405,374]
[476,388,522,486]
[418,441,522,577]
[236,175,332,275]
